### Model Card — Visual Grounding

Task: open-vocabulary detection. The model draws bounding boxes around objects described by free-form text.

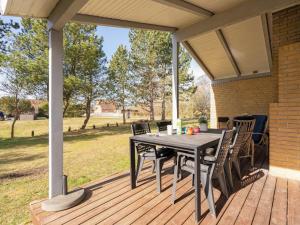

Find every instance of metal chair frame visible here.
[171,130,234,216]
[131,122,175,193]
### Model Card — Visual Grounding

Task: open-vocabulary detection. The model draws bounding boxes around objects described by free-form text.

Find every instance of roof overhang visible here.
[0,0,299,81]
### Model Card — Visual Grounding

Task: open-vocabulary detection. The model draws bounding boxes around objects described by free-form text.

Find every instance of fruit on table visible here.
[187,127,194,135]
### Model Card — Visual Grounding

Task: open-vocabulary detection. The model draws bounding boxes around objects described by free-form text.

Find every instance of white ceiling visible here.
[0,0,279,81]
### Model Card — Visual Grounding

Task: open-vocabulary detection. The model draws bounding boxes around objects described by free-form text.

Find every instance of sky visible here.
[96,26,204,79]
[0,16,205,96]
[96,25,204,79]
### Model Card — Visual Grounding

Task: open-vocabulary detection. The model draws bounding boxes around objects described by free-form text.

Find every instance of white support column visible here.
[49,28,64,199]
[172,35,179,125]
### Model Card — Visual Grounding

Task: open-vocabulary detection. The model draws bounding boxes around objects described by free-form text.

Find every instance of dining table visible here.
[129,130,222,223]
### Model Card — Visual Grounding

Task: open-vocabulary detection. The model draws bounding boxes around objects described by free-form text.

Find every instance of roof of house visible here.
[1,0,298,82]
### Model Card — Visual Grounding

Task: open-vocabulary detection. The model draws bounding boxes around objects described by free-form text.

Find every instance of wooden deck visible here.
[30,151,300,225]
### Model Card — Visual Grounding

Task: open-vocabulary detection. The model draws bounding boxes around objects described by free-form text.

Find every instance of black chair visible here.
[171,130,234,216]
[233,118,256,167]
[131,122,175,193]
[156,120,172,132]
[224,125,252,189]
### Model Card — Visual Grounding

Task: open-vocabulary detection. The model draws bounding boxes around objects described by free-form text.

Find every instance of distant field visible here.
[0,117,198,225]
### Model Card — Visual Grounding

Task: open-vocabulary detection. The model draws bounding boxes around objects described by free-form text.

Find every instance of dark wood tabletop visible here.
[130,132,221,151]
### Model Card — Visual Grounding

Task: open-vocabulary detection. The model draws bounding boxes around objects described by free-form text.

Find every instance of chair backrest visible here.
[233,118,256,133]
[156,120,172,132]
[230,125,253,159]
[212,130,234,176]
[233,119,255,156]
[131,122,152,154]
[131,122,151,136]
[252,115,268,144]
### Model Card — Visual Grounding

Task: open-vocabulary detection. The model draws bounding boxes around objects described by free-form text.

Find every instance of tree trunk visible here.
[122,104,126,124]
[63,100,70,117]
[11,115,17,139]
[149,99,155,121]
[11,96,19,139]
[81,97,91,129]
[161,88,166,121]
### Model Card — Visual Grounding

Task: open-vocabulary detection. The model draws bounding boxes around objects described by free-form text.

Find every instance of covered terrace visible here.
[1,0,300,224]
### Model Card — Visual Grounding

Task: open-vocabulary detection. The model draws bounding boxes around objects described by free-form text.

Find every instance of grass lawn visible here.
[0,117,198,225]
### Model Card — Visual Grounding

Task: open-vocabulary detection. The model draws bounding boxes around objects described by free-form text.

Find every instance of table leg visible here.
[195,147,201,223]
[130,139,136,189]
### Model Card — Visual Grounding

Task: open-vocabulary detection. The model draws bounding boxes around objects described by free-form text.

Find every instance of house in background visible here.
[92,100,122,117]
[20,99,45,120]
[93,100,139,118]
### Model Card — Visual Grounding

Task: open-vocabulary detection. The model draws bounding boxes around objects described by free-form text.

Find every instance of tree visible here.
[0,18,19,65]
[71,24,106,129]
[11,19,49,98]
[191,75,210,117]
[129,29,195,120]
[107,45,132,124]
[0,66,32,138]
[129,30,160,121]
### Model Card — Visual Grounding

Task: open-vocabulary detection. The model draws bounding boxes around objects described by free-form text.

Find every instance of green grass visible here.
[0,117,198,225]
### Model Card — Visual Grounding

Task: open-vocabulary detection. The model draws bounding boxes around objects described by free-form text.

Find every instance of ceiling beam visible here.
[181,41,214,80]
[152,0,213,17]
[48,0,89,30]
[261,14,273,70]
[215,29,241,77]
[72,14,177,32]
[211,72,271,85]
[175,0,300,41]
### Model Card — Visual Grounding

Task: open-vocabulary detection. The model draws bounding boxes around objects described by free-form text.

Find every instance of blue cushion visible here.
[252,115,268,144]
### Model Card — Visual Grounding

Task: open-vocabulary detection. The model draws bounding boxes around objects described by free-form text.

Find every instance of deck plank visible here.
[287,180,300,225]
[52,169,174,225]
[42,163,155,224]
[252,175,277,225]
[116,177,194,225]
[234,170,267,225]
[95,174,185,225]
[270,178,288,225]
[165,184,213,225]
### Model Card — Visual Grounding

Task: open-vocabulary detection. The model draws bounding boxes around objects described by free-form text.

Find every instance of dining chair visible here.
[224,125,252,189]
[131,122,175,193]
[156,120,172,132]
[233,118,256,167]
[171,130,234,216]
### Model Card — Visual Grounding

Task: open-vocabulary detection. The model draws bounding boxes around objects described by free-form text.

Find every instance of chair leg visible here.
[192,174,195,187]
[218,170,229,199]
[224,158,233,190]
[232,158,241,180]
[172,157,180,203]
[156,159,162,193]
[151,160,155,173]
[204,176,216,216]
[136,155,144,183]
[251,140,255,167]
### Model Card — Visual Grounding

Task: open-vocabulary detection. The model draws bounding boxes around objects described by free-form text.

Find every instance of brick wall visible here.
[269,6,300,178]
[210,5,300,178]
[210,76,276,128]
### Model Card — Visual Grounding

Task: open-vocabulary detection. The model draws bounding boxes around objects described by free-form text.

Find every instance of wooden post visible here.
[172,34,179,125]
[48,28,64,199]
